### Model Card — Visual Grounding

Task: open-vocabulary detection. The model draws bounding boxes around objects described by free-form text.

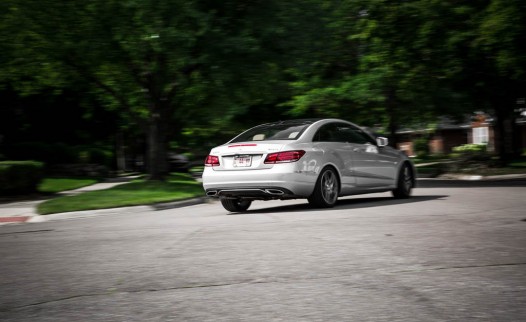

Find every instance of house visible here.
[395,112,526,156]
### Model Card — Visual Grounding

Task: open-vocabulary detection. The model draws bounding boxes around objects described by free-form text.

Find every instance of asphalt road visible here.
[1,179,525,322]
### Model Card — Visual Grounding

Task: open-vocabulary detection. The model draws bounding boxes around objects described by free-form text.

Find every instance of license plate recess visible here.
[233,155,252,167]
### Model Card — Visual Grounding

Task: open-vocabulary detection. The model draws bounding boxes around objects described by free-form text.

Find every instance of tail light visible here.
[205,155,220,167]
[264,150,306,164]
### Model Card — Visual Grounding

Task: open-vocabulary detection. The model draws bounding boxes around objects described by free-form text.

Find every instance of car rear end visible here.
[202,120,323,200]
[202,141,316,200]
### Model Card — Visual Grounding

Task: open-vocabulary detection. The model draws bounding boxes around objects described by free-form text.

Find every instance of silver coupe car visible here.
[202,118,416,212]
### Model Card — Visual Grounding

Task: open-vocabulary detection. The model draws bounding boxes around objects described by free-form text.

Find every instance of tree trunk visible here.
[386,87,399,148]
[146,108,169,181]
[115,131,127,173]
[493,100,517,166]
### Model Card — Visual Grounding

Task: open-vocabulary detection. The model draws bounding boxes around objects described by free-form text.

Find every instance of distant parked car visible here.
[202,118,416,212]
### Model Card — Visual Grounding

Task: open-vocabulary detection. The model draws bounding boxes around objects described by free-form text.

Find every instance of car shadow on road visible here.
[243,195,449,215]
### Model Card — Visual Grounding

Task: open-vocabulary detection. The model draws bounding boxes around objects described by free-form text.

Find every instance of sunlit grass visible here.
[37,173,203,215]
[38,177,99,194]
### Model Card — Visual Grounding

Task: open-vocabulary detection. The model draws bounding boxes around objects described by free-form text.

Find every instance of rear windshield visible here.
[230,123,310,143]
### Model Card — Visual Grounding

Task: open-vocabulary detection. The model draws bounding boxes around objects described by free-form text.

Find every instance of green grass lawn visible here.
[510,160,526,168]
[38,177,100,194]
[37,173,203,215]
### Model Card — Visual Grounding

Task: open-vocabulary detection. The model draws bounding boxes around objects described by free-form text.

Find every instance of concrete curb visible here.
[151,197,211,210]
[422,173,526,181]
[5,197,210,225]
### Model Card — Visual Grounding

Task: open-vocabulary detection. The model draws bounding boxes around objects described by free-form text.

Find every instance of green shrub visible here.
[451,144,490,162]
[2,143,114,168]
[413,137,430,158]
[0,161,44,195]
[4,142,77,165]
[77,147,113,167]
[452,143,487,154]
[447,144,495,173]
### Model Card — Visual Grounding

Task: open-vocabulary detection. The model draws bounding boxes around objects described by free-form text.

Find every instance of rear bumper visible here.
[205,187,296,200]
[202,165,316,198]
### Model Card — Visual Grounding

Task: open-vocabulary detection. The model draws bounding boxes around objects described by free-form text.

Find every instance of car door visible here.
[340,125,397,187]
[312,122,357,193]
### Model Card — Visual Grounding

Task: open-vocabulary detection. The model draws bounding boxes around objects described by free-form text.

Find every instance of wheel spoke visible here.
[404,168,412,190]
[321,171,337,203]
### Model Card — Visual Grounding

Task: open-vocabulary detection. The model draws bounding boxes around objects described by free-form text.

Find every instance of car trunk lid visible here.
[209,141,287,171]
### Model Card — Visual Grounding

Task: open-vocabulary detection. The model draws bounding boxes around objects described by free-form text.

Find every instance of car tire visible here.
[392,163,413,199]
[308,167,339,208]
[221,199,252,212]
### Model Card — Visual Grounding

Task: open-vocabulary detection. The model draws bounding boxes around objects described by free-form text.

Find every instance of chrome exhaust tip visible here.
[206,190,218,197]
[264,189,285,195]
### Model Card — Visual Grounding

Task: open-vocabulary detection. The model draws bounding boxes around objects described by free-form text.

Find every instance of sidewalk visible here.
[0,176,140,225]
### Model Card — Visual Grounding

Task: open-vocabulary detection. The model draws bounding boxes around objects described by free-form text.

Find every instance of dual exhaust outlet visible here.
[206,189,285,197]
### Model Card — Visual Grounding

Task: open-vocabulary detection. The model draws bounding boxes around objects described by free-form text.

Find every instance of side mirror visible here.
[376,137,389,147]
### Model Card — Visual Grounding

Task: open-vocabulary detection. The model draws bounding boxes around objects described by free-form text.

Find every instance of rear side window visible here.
[313,122,376,145]
[230,123,310,143]
[312,123,343,142]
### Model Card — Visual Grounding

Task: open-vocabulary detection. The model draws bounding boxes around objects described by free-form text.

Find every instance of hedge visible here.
[2,143,114,167]
[0,161,44,195]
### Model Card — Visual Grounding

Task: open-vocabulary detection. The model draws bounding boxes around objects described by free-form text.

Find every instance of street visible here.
[1,179,525,322]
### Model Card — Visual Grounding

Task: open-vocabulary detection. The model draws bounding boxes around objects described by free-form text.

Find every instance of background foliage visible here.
[1,0,525,178]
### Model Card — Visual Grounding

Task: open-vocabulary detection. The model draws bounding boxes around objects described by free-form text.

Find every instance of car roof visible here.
[258,118,361,127]
[256,118,324,127]
[256,118,348,127]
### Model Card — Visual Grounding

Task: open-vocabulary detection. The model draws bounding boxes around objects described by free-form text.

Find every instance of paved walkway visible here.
[0,176,139,224]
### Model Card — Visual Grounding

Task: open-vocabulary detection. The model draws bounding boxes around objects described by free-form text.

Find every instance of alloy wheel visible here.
[321,169,338,204]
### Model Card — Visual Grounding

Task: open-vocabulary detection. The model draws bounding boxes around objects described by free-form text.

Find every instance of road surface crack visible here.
[396,262,526,273]
[1,280,259,312]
